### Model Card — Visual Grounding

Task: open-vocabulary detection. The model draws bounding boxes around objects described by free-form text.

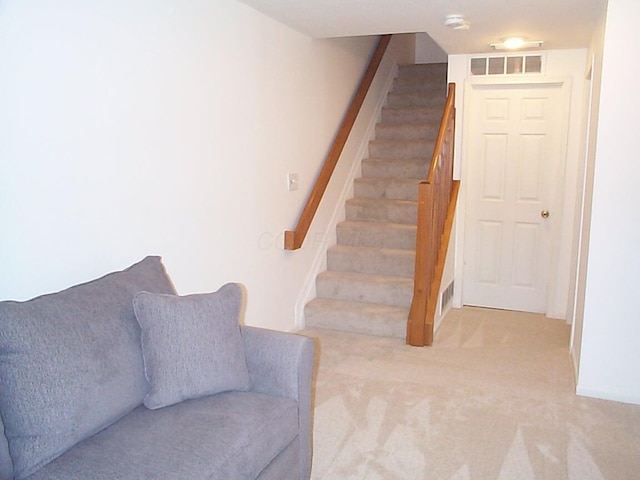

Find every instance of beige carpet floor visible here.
[301,306,640,479]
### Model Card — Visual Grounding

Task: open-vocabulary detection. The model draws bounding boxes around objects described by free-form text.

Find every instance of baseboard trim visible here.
[576,386,640,406]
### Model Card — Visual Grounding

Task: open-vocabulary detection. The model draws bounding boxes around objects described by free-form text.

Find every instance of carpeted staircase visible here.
[305,63,448,338]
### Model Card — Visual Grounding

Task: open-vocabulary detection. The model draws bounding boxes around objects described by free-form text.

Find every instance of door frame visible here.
[456,75,573,318]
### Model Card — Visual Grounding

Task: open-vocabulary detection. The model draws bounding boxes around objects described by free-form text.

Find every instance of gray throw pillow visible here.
[0,256,176,479]
[133,283,252,410]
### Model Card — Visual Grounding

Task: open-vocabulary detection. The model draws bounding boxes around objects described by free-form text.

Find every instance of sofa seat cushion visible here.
[24,392,299,480]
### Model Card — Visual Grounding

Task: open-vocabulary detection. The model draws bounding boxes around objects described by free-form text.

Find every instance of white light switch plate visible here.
[287,173,299,191]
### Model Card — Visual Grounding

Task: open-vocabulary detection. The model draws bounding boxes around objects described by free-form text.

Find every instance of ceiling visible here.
[236,0,606,54]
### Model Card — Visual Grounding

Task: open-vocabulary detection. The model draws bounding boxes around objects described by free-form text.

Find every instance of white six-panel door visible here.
[463,82,569,313]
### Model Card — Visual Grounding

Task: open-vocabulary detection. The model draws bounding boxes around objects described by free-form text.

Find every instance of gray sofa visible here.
[0,256,314,480]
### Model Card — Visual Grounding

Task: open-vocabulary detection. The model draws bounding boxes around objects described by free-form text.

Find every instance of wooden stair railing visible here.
[284,34,392,250]
[407,82,460,347]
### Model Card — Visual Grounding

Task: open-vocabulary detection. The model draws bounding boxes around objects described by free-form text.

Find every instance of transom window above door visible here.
[470,55,544,76]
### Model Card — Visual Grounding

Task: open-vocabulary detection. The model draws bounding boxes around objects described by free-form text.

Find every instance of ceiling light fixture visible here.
[490,37,544,50]
[444,14,470,31]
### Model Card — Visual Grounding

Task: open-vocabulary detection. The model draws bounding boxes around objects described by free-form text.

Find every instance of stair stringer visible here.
[294,62,400,329]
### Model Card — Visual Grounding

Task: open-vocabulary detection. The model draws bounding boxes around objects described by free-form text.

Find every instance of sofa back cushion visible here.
[0,256,176,479]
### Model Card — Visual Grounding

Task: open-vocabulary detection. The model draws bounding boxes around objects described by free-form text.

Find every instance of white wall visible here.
[415,33,447,64]
[569,4,607,389]
[0,0,382,332]
[447,49,587,320]
[575,0,640,405]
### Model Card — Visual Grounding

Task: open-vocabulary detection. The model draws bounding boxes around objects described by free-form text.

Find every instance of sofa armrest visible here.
[240,326,315,480]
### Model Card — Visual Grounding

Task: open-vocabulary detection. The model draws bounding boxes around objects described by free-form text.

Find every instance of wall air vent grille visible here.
[440,281,455,315]
[470,54,543,76]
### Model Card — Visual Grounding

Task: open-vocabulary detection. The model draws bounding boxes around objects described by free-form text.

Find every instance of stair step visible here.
[345,197,417,224]
[392,77,448,94]
[376,122,440,141]
[327,245,415,278]
[304,298,407,338]
[336,221,416,250]
[381,106,444,124]
[303,62,449,338]
[315,270,413,308]
[387,91,446,108]
[362,158,429,179]
[353,177,421,201]
[369,140,434,159]
[398,63,448,78]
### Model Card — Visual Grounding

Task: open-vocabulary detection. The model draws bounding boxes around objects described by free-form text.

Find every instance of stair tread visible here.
[368,141,435,153]
[353,176,422,201]
[304,298,407,338]
[382,105,444,111]
[388,90,446,96]
[317,269,413,284]
[328,243,415,256]
[338,219,417,229]
[345,198,417,224]
[387,92,445,100]
[394,77,447,84]
[337,220,414,232]
[336,220,416,247]
[363,157,428,163]
[375,126,440,138]
[306,297,409,315]
[377,120,441,127]
[369,138,435,144]
[365,157,431,162]
[398,64,447,74]
[327,245,416,278]
[354,177,423,183]
[346,197,417,206]
[392,87,447,93]
[381,108,445,124]
[338,219,418,235]
[315,270,413,308]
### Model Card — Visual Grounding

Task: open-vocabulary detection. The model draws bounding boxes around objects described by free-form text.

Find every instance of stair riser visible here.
[304,302,406,338]
[381,107,444,124]
[398,64,448,77]
[361,159,428,179]
[353,178,420,201]
[369,141,434,159]
[316,275,413,308]
[346,200,417,225]
[327,248,415,278]
[397,70,447,79]
[387,92,446,108]
[392,79,447,94]
[336,223,416,250]
[376,123,440,141]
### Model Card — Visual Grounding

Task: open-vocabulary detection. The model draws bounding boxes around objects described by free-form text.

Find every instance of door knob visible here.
[541,210,550,219]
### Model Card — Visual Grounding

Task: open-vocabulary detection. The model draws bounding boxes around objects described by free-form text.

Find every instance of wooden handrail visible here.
[284,34,392,250]
[406,82,458,347]
[427,83,456,184]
